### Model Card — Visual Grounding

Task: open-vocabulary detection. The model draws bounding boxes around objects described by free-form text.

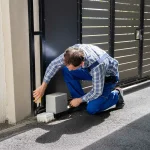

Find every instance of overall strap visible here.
[87,53,109,72]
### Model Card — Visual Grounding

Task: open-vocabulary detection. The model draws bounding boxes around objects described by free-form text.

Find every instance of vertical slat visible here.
[139,0,145,78]
[77,0,82,44]
[39,0,45,83]
[28,0,36,114]
[39,0,46,109]
[143,0,150,77]
[109,0,115,57]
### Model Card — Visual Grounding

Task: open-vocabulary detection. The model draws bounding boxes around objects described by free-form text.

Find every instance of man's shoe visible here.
[115,87,125,109]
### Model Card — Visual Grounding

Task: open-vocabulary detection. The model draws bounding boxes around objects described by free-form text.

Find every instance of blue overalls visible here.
[62,53,119,114]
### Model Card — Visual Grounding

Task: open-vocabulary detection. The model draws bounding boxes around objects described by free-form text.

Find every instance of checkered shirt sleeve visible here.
[81,63,106,102]
[43,53,64,84]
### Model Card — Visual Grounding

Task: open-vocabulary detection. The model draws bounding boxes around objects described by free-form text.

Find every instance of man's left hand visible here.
[70,98,82,107]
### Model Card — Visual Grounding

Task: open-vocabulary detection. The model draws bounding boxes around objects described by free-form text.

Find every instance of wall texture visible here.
[9,0,31,122]
[0,0,6,123]
[0,0,32,123]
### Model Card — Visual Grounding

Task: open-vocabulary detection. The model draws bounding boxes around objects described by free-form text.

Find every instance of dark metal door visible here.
[43,0,79,98]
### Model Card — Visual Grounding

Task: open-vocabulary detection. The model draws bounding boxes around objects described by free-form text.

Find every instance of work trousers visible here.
[62,66,119,114]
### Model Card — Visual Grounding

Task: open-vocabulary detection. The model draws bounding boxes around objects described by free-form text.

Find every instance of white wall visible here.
[0,0,32,124]
[0,0,41,124]
[9,0,31,122]
[0,0,6,123]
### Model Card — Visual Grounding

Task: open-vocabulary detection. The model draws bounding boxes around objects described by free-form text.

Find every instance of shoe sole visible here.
[115,88,125,109]
[115,103,125,109]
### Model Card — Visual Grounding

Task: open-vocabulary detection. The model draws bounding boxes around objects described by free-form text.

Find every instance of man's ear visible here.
[81,61,84,67]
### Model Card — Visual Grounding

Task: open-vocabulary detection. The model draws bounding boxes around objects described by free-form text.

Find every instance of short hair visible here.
[64,47,84,67]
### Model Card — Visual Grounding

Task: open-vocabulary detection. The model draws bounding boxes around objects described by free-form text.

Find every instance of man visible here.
[33,44,124,115]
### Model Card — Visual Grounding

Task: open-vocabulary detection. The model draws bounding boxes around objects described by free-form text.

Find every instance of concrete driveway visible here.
[0,84,150,150]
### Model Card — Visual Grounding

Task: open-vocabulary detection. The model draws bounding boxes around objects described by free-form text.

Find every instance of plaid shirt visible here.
[43,44,119,102]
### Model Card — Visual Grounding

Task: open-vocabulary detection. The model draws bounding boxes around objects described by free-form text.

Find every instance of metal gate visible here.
[82,0,150,85]
[143,0,150,78]
[28,0,150,112]
[82,0,150,83]
[114,0,141,80]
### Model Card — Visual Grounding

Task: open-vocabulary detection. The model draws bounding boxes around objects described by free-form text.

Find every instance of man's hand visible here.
[70,98,82,107]
[33,82,47,103]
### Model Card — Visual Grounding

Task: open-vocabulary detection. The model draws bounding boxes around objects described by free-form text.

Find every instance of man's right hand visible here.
[33,82,47,103]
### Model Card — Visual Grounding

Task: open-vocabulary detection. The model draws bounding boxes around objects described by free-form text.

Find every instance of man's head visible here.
[64,47,84,71]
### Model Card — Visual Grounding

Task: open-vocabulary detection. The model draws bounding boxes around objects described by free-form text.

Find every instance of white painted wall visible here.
[0,0,6,123]
[0,0,32,124]
[0,0,41,124]
[9,0,31,122]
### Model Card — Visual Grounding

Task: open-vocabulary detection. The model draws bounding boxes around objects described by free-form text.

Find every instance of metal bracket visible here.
[135,29,142,40]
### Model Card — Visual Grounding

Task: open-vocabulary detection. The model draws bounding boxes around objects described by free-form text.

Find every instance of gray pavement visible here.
[0,123,13,131]
[0,84,150,150]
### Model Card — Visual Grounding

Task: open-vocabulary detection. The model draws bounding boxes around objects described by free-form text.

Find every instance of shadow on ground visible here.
[1,109,150,150]
[82,113,150,150]
[0,109,111,143]
[36,110,110,143]
[0,82,149,146]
